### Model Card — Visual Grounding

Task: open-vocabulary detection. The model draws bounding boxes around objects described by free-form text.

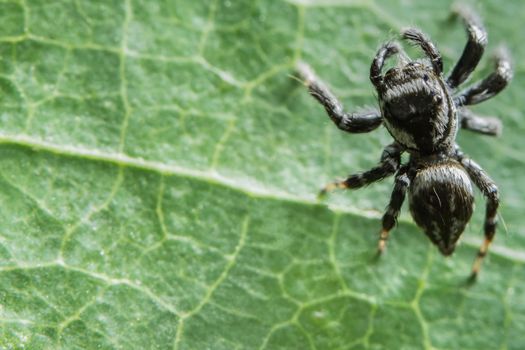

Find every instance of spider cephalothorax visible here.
[372,30,458,155]
[380,59,456,154]
[298,6,512,279]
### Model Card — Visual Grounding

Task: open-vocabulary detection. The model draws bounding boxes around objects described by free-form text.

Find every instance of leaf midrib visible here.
[2,132,523,264]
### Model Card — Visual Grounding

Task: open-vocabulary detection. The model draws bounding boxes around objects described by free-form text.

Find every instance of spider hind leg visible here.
[378,168,410,254]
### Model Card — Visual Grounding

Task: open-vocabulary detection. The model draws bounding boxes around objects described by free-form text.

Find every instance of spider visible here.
[298,6,512,279]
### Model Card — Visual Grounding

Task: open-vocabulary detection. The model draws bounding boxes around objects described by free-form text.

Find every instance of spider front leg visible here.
[459,108,502,136]
[457,153,499,279]
[297,62,383,133]
[378,167,410,254]
[446,5,487,88]
[455,47,513,107]
[370,41,401,88]
[401,28,443,74]
[319,143,403,198]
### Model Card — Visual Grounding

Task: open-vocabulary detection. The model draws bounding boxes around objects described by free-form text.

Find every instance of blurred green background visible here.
[0,0,523,349]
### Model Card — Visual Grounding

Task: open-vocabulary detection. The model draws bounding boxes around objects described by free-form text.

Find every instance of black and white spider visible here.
[298,6,512,279]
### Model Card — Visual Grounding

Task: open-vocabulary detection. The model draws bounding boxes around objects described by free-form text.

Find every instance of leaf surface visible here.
[0,0,524,349]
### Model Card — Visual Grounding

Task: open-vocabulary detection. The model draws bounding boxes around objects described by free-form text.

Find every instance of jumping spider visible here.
[298,7,512,279]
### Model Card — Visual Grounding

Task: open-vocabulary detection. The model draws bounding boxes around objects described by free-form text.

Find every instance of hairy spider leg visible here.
[297,62,383,133]
[455,47,513,107]
[378,168,410,253]
[401,28,443,74]
[458,154,499,279]
[319,143,403,198]
[459,109,502,136]
[447,5,487,88]
[370,41,400,89]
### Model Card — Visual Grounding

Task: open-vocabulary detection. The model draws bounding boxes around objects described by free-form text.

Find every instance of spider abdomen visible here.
[409,161,474,255]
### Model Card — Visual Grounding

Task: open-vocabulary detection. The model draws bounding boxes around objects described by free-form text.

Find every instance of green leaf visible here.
[0,0,524,349]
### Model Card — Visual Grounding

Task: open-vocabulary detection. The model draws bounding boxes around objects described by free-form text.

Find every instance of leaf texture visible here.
[0,0,524,349]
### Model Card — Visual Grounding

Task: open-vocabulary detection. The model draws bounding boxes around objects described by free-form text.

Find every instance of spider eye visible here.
[423,74,429,82]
